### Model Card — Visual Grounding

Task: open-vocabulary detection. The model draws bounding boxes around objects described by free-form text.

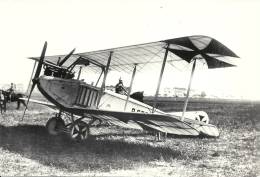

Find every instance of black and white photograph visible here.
[0,0,259,176]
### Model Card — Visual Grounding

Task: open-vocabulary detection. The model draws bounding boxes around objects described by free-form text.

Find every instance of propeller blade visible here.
[34,41,47,79]
[21,81,36,119]
[58,48,75,66]
[21,41,47,120]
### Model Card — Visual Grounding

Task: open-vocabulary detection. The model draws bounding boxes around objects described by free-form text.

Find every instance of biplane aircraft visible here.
[21,35,239,141]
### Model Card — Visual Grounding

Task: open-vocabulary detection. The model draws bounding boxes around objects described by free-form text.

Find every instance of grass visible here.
[0,99,259,176]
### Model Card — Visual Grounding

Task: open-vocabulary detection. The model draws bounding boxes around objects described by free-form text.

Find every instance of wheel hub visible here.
[70,120,89,140]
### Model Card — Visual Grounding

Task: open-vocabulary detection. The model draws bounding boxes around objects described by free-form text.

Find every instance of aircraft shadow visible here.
[0,124,186,172]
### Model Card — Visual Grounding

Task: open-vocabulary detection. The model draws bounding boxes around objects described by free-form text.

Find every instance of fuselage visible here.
[37,75,163,115]
[36,75,218,137]
[37,75,209,124]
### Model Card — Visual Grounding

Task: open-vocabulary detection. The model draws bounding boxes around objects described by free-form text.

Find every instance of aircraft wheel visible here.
[70,120,89,141]
[46,117,65,135]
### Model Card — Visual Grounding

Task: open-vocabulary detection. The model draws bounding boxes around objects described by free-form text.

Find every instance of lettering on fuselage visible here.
[131,108,151,114]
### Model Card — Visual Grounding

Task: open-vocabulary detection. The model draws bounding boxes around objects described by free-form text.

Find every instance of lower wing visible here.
[20,98,219,137]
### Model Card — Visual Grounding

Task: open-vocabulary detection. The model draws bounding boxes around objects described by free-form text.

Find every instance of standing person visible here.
[0,90,3,100]
[7,83,15,102]
[115,78,127,95]
[0,90,6,113]
[0,90,3,114]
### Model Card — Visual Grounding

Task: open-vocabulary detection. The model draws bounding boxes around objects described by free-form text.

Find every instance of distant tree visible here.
[201,91,206,98]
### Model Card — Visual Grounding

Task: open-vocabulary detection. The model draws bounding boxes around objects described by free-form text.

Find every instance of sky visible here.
[0,0,259,100]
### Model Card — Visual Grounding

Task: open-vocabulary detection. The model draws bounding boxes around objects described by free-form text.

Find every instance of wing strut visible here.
[153,44,169,112]
[124,64,137,111]
[77,66,83,80]
[95,69,104,87]
[97,51,113,107]
[181,58,197,121]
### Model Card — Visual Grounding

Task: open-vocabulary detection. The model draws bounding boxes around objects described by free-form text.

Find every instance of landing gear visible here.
[46,117,66,135]
[70,120,90,141]
[155,131,167,141]
[45,111,91,141]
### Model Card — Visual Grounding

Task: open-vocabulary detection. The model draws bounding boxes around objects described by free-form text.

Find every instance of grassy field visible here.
[0,99,259,176]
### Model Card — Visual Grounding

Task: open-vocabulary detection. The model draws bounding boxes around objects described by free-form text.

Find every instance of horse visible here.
[130,91,144,102]
[0,89,27,110]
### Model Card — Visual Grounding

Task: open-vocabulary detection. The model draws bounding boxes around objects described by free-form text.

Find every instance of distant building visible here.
[163,87,186,97]
[163,87,206,98]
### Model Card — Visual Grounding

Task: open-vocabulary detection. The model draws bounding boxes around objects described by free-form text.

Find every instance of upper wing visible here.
[29,35,239,74]
[29,40,169,73]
